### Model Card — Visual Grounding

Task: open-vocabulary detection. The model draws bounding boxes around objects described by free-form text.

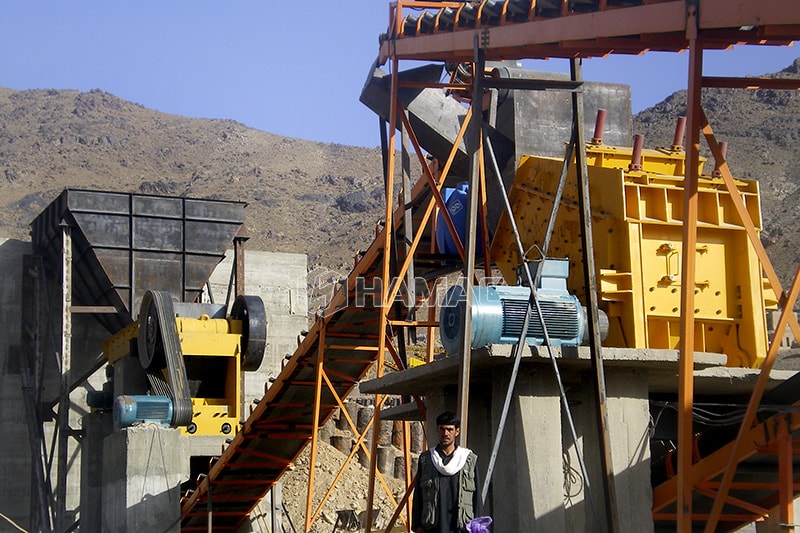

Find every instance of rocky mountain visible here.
[1,58,799,291]
[0,87,389,276]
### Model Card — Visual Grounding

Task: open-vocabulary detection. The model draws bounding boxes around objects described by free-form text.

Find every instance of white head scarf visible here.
[429,445,472,476]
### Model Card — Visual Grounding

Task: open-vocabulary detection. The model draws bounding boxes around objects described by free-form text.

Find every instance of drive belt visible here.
[138,290,194,427]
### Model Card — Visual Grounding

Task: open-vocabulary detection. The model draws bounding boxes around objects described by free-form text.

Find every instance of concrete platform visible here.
[360,345,795,397]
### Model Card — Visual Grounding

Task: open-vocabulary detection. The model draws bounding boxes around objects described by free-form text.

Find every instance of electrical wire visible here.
[650,400,790,429]
[0,511,28,532]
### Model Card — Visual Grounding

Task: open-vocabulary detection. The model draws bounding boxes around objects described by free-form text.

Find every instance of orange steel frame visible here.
[361,1,800,532]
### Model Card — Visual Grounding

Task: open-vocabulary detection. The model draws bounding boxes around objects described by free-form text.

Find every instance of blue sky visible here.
[1,2,798,148]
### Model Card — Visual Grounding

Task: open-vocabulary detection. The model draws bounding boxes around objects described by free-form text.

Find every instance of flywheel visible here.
[231,295,267,371]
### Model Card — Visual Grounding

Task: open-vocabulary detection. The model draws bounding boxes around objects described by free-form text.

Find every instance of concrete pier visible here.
[102,425,187,532]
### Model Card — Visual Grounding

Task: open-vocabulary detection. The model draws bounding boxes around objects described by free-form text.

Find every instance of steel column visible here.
[677,35,703,531]
[233,227,248,298]
[571,57,618,533]
[55,223,73,533]
[457,34,485,442]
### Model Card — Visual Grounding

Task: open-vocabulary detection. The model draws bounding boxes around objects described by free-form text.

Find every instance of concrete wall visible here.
[415,360,654,533]
[0,236,307,531]
[0,238,34,530]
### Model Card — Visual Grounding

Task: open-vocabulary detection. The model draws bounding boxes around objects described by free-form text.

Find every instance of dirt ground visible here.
[280,440,412,532]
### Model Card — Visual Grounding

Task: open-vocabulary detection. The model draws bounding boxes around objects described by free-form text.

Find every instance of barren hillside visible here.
[0,87,389,275]
[2,58,799,289]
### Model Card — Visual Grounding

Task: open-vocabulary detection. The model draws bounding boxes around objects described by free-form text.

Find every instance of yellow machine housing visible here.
[491,143,774,367]
[104,314,244,436]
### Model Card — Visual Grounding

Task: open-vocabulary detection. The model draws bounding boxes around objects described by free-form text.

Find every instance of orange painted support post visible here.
[367,43,400,532]
[305,317,326,533]
[678,36,703,531]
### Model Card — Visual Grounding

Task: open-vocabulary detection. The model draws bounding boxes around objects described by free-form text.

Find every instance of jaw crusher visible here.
[103,291,267,436]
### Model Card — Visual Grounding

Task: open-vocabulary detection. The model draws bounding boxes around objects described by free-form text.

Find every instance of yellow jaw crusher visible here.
[103,290,267,436]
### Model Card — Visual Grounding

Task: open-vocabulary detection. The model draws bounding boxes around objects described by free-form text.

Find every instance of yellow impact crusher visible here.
[490,139,776,368]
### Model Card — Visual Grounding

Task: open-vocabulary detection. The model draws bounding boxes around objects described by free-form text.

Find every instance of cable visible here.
[0,512,28,533]
[480,131,604,529]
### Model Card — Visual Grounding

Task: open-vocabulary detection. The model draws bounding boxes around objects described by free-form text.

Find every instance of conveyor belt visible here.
[380,0,800,64]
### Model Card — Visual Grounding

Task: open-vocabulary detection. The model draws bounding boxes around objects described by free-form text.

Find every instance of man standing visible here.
[412,411,482,533]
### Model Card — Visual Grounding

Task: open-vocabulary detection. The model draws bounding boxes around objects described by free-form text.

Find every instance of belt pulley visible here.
[231,294,267,372]
[137,290,193,427]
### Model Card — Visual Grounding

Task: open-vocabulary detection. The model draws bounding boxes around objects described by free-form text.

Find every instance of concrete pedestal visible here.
[102,426,188,532]
[359,346,708,532]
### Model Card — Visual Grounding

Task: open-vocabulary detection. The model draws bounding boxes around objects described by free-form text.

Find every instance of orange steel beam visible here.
[396,101,469,260]
[309,372,403,528]
[700,112,800,346]
[403,420,412,530]
[704,264,800,531]
[702,76,800,90]
[653,411,800,513]
[695,486,769,517]
[677,36,703,530]
[386,1,686,52]
[383,107,470,308]
[778,415,794,531]
[383,473,416,533]
[304,317,326,532]
[366,48,400,533]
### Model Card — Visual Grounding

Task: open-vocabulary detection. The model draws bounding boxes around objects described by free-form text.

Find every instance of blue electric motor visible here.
[113,395,174,428]
[439,259,592,355]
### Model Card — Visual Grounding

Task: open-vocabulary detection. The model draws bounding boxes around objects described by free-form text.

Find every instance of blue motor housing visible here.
[439,259,589,354]
[113,395,174,428]
[435,182,483,256]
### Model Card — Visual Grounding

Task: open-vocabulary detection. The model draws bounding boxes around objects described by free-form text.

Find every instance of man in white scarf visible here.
[411,411,482,533]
